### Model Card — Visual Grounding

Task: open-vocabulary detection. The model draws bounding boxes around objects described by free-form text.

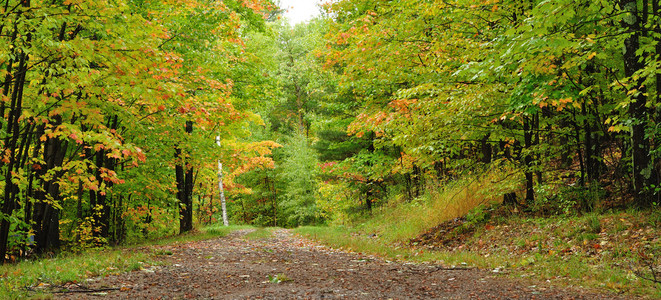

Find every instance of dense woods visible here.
[311,0,661,218]
[1,0,660,263]
[0,0,280,261]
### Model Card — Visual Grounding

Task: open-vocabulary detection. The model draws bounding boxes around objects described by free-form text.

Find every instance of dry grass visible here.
[358,168,511,244]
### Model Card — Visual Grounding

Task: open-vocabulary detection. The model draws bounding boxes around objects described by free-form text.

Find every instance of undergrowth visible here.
[296,168,661,298]
[357,170,505,244]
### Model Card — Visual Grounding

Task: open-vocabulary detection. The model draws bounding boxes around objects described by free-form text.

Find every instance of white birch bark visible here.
[217,136,229,226]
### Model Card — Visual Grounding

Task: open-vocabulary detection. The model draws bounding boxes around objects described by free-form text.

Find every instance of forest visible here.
[0,0,660,280]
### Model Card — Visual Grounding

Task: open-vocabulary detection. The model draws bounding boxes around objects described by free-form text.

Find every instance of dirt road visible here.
[57,229,627,299]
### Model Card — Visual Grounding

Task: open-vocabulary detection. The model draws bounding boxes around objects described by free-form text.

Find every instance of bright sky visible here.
[278,0,322,25]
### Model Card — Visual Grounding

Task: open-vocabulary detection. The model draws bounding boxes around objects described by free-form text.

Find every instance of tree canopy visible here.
[1,0,660,263]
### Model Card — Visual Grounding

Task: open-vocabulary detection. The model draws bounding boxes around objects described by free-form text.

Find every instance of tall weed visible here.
[356,168,511,243]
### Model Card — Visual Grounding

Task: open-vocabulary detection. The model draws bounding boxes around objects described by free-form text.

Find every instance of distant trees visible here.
[231,19,328,227]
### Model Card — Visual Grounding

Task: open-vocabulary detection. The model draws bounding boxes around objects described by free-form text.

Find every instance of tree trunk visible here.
[216,136,229,226]
[365,186,373,211]
[480,134,492,164]
[620,0,657,207]
[177,121,194,233]
[33,116,68,254]
[412,164,422,198]
[533,114,542,184]
[523,116,535,203]
[653,0,661,205]
[0,37,29,262]
[89,116,119,241]
[270,175,277,227]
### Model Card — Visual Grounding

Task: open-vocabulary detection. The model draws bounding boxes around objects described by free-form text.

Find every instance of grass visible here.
[137,224,252,246]
[0,249,151,299]
[295,226,413,259]
[357,172,503,244]
[267,273,293,283]
[295,170,661,298]
[0,223,252,299]
[244,227,274,240]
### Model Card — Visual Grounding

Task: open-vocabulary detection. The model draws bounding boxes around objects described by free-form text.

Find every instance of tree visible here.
[0,0,279,262]
[619,0,656,207]
[316,0,661,216]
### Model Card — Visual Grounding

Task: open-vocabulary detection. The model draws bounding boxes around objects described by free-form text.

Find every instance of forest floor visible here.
[51,228,630,299]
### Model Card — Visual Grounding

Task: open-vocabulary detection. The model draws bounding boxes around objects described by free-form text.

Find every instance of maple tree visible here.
[0,0,279,262]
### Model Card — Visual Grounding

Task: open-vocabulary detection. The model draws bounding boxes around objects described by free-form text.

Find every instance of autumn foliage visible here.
[0,0,278,262]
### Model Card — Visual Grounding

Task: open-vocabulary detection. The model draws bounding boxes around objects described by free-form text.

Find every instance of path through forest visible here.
[56,229,628,299]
